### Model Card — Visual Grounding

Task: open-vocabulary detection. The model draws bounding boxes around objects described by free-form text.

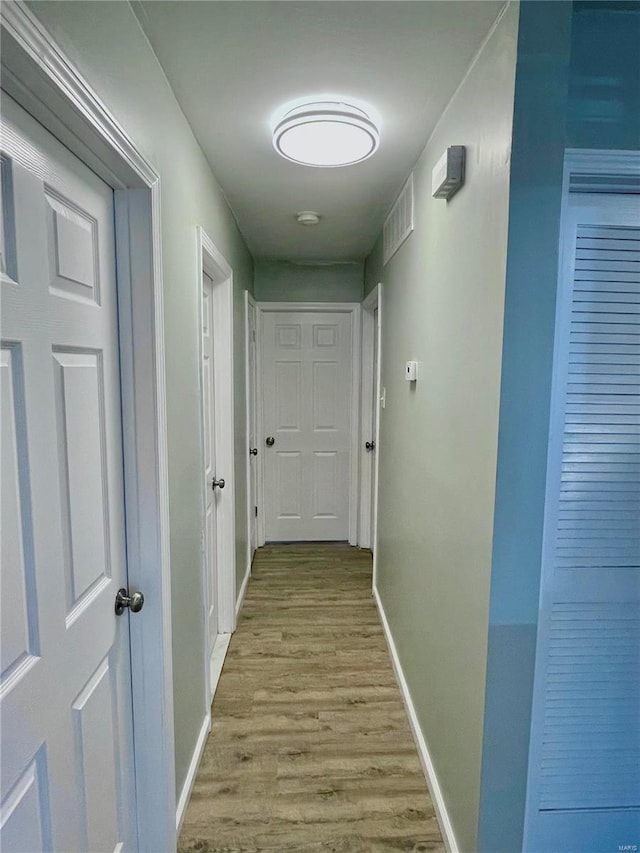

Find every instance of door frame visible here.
[359,284,382,562]
[196,226,237,657]
[256,301,362,546]
[244,289,258,581]
[1,5,176,851]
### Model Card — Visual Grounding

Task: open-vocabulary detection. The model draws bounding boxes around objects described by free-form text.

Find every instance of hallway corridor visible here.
[178,544,445,852]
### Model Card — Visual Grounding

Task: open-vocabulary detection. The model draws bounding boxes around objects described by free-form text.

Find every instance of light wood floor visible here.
[178,543,445,852]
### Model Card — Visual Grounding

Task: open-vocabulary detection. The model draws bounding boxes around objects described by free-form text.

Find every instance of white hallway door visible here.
[202,273,219,661]
[247,296,259,557]
[262,310,353,541]
[0,96,137,850]
[370,307,380,544]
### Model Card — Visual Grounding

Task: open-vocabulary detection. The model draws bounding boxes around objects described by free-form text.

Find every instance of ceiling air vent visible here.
[383,173,414,266]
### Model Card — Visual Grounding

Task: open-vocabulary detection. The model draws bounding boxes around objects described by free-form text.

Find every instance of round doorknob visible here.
[249,448,258,456]
[115,588,144,615]
[128,591,144,613]
[266,436,275,447]
[212,477,225,490]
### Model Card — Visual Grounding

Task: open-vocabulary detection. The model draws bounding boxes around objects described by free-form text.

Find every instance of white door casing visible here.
[371,307,380,545]
[259,304,360,543]
[359,285,382,554]
[245,291,259,563]
[196,227,236,650]
[1,94,137,852]
[202,272,219,659]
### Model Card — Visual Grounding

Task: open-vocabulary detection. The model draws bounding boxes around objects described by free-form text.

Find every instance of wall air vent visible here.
[432,146,465,200]
[383,173,414,266]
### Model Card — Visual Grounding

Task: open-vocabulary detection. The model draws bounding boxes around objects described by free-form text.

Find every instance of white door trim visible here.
[257,302,362,545]
[1,5,176,851]
[244,289,258,574]
[255,301,266,547]
[197,226,236,648]
[359,285,382,559]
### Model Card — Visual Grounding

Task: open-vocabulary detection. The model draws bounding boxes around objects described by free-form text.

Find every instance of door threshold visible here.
[265,540,351,545]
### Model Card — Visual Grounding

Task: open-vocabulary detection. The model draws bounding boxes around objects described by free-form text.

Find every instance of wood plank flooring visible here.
[178,543,445,853]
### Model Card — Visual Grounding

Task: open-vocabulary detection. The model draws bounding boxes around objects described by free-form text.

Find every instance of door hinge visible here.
[255,505,258,517]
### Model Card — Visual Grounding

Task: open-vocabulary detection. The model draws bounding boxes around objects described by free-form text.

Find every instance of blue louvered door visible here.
[524,191,640,852]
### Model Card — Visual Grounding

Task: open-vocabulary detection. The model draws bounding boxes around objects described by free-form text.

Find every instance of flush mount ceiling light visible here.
[273,99,380,168]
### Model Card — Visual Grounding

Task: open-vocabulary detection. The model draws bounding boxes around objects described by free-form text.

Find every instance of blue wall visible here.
[477,5,572,850]
[479,2,639,850]
[569,3,640,150]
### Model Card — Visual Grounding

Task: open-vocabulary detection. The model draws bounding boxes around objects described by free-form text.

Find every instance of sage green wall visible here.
[254,259,364,302]
[27,1,254,801]
[364,5,518,850]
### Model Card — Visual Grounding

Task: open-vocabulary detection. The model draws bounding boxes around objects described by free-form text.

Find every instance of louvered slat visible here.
[554,225,640,573]
[539,603,640,811]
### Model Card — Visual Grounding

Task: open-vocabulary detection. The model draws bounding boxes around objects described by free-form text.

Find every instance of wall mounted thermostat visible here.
[432,145,465,200]
[405,361,418,382]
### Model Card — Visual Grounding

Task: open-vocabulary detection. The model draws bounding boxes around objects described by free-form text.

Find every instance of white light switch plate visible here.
[405,361,418,381]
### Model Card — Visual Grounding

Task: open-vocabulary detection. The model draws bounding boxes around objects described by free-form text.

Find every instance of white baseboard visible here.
[373,585,460,853]
[178,634,232,831]
[175,712,210,834]
[235,557,251,620]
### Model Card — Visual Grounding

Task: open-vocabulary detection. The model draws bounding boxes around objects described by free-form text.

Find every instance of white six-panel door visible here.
[0,94,137,851]
[261,310,353,541]
[247,297,259,556]
[202,273,219,661]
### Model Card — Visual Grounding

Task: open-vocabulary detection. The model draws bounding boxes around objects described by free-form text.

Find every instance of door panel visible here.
[276,452,303,519]
[276,360,302,430]
[53,351,109,612]
[1,346,36,682]
[72,658,121,852]
[1,753,49,852]
[262,311,352,541]
[202,272,218,660]
[0,94,137,852]
[524,193,640,852]
[313,451,339,518]
[312,361,339,429]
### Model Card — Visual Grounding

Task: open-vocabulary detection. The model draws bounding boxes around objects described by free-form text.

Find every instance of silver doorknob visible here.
[365,441,376,451]
[266,436,275,447]
[212,477,225,490]
[115,588,144,615]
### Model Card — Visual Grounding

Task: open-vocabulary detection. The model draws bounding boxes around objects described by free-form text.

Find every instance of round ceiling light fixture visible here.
[273,99,380,168]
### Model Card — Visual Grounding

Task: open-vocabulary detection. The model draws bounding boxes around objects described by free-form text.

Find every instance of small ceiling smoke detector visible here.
[273,98,380,168]
[296,211,321,226]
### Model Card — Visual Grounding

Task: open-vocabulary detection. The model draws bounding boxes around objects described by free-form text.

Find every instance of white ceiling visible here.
[134,1,503,261]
